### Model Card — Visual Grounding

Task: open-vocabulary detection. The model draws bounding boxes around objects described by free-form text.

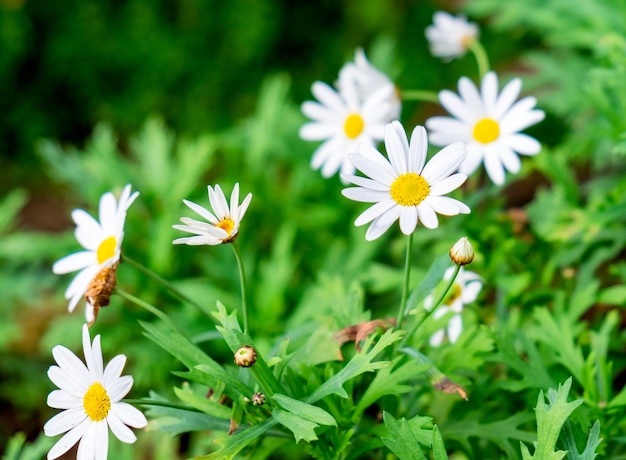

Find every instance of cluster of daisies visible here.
[44,10,544,460]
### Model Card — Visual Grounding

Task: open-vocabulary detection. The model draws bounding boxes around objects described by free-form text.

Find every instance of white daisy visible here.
[53,185,139,325]
[44,324,147,460]
[425,11,478,60]
[341,121,470,241]
[425,71,545,185]
[300,76,394,178]
[424,266,482,346]
[338,48,401,121]
[173,183,252,246]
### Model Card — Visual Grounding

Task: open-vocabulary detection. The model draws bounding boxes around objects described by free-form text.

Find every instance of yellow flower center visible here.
[444,283,462,306]
[461,35,475,49]
[96,236,117,265]
[343,113,365,139]
[83,382,111,422]
[390,173,430,206]
[472,117,500,144]
[216,218,235,236]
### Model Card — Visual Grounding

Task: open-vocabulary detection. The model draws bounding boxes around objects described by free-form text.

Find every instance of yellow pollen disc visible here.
[390,173,430,206]
[444,283,462,306]
[96,236,117,265]
[216,218,235,236]
[83,382,111,422]
[472,117,500,144]
[461,35,475,49]
[343,113,365,139]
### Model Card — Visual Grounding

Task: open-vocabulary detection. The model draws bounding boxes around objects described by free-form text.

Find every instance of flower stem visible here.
[468,40,490,79]
[400,89,440,104]
[231,242,249,334]
[402,264,461,345]
[115,288,180,331]
[395,233,414,329]
[122,254,216,323]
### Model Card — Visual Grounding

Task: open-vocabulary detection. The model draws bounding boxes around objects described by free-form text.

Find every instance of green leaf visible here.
[272,408,321,443]
[173,386,231,419]
[198,419,279,460]
[381,412,428,460]
[432,425,449,460]
[560,419,602,460]
[520,378,583,460]
[405,255,450,314]
[272,393,337,426]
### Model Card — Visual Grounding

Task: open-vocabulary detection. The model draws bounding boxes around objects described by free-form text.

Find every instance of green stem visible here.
[115,288,179,331]
[124,398,193,411]
[395,233,414,329]
[400,89,440,104]
[468,40,490,79]
[122,254,215,323]
[231,242,249,334]
[401,264,461,346]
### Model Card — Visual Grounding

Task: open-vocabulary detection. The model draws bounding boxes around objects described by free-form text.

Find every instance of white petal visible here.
[447,315,463,343]
[103,355,127,387]
[343,174,389,191]
[416,203,439,229]
[46,419,90,459]
[364,215,396,241]
[349,153,397,185]
[182,199,218,225]
[53,251,95,275]
[499,147,522,173]
[429,329,445,347]
[107,411,138,444]
[440,87,474,123]
[459,144,485,176]
[398,206,418,235]
[422,142,467,184]
[506,133,542,155]
[311,81,345,112]
[72,209,102,251]
[112,402,148,429]
[301,101,335,122]
[354,199,397,226]
[208,185,229,219]
[300,121,338,140]
[493,77,522,119]
[84,326,104,380]
[384,121,409,174]
[107,375,133,402]
[483,147,506,185]
[429,174,467,196]
[237,193,253,223]
[425,117,470,146]
[44,408,88,437]
[47,389,82,410]
[342,187,390,203]
[409,125,428,173]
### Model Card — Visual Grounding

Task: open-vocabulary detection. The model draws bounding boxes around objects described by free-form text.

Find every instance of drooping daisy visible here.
[424,266,482,346]
[338,48,401,121]
[342,121,470,241]
[300,76,394,178]
[425,11,478,60]
[53,185,139,325]
[425,71,545,185]
[44,324,148,460]
[173,183,252,246]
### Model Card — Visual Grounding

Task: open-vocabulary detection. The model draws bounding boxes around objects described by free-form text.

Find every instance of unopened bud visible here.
[251,392,265,406]
[450,237,474,266]
[234,345,257,367]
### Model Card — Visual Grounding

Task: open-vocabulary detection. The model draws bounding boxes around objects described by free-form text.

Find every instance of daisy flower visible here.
[53,185,139,325]
[300,76,394,178]
[342,121,470,241]
[425,71,545,185]
[425,11,478,60]
[424,266,482,346]
[173,183,252,246]
[44,324,148,460]
[338,48,401,121]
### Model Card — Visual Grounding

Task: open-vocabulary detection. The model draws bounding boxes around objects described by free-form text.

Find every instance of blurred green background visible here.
[2,0,625,457]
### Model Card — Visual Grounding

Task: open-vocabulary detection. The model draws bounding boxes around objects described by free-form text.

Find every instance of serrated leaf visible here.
[381,412,428,460]
[272,393,337,426]
[432,425,449,460]
[272,408,320,443]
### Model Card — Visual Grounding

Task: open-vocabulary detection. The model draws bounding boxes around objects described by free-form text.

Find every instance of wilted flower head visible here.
[342,121,470,240]
[425,267,482,346]
[52,185,139,325]
[338,48,401,120]
[425,11,478,60]
[426,71,545,185]
[173,183,252,246]
[44,324,147,459]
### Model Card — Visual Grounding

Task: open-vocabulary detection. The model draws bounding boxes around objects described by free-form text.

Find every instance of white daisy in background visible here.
[425,11,479,60]
[300,76,394,178]
[44,324,147,460]
[425,71,545,185]
[173,183,252,246]
[53,185,139,325]
[424,266,482,346]
[338,48,402,121]
[341,121,470,241]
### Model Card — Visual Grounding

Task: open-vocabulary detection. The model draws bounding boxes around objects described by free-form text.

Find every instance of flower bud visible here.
[251,392,265,406]
[449,237,474,266]
[234,345,257,367]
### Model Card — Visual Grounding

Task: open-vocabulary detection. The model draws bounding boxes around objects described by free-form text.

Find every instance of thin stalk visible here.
[395,233,414,329]
[400,89,440,104]
[115,288,179,332]
[124,399,194,411]
[231,242,249,334]
[401,264,461,346]
[468,40,490,79]
[122,254,215,323]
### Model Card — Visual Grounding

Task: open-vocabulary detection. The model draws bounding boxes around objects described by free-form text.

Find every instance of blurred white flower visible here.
[44,324,147,460]
[173,183,252,246]
[426,71,545,185]
[425,11,478,60]
[342,121,470,241]
[338,48,401,120]
[425,266,482,346]
[52,185,139,325]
